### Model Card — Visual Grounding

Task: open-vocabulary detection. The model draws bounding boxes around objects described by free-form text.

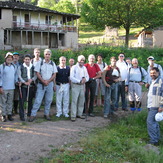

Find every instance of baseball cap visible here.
[147,56,154,60]
[155,112,163,122]
[5,52,13,58]
[13,52,20,56]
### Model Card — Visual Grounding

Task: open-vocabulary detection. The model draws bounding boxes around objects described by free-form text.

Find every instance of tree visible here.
[81,0,163,47]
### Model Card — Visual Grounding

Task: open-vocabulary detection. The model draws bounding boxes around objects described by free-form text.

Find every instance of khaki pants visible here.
[0,89,14,116]
[71,83,85,118]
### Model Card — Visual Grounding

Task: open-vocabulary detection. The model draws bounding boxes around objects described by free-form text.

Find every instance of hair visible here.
[110,56,116,61]
[150,67,159,73]
[78,55,85,62]
[44,49,51,54]
[118,53,125,56]
[132,58,138,63]
[88,54,95,60]
[34,48,40,52]
[97,53,103,58]
[126,57,131,61]
[24,54,31,59]
[59,56,66,61]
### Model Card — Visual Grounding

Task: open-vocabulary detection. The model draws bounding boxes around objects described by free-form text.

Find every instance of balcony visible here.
[12,22,77,32]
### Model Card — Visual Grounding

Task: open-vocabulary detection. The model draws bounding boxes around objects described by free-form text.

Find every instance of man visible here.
[0,52,17,122]
[146,67,163,146]
[31,48,42,67]
[84,54,101,117]
[29,49,57,122]
[126,58,148,111]
[69,58,75,68]
[94,54,107,107]
[115,53,128,111]
[70,55,89,122]
[13,52,21,115]
[102,57,120,118]
[18,54,36,121]
[55,56,70,118]
[147,56,163,85]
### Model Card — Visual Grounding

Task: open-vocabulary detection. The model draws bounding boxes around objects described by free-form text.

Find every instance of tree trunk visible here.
[125,27,130,47]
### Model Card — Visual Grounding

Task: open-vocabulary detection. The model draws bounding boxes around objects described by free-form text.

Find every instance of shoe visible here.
[89,113,95,117]
[29,116,36,122]
[64,114,69,118]
[82,113,86,116]
[77,115,85,119]
[56,114,61,118]
[71,117,76,122]
[137,108,142,111]
[122,108,128,111]
[130,108,136,111]
[8,115,14,121]
[20,117,25,121]
[104,115,108,118]
[1,116,7,122]
[148,141,159,146]
[44,115,51,121]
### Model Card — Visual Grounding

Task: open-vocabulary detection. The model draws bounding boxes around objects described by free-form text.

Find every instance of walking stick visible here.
[25,85,30,121]
[19,84,23,99]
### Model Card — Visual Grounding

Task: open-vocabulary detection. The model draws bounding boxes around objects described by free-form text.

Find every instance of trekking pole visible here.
[25,85,30,121]
[19,84,23,99]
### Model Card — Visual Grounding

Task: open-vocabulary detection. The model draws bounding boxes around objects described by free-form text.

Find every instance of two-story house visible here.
[0,0,80,50]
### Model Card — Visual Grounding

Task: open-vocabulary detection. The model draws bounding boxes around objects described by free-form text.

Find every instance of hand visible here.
[125,86,128,92]
[158,107,163,112]
[43,80,49,86]
[139,82,144,86]
[0,88,4,94]
[53,85,56,92]
[28,79,33,84]
[18,82,22,87]
[81,78,86,84]
[114,79,119,83]
[106,84,110,87]
[145,83,150,88]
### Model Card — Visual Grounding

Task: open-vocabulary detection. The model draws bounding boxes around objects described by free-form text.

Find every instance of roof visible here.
[0,1,80,19]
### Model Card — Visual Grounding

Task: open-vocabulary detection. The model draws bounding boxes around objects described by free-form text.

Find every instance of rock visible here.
[144,144,160,155]
[11,155,20,161]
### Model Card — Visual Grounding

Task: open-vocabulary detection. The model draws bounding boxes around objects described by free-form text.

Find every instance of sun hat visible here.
[5,52,13,58]
[155,112,163,122]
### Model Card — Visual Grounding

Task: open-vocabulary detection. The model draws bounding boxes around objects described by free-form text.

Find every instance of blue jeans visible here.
[104,83,118,115]
[147,108,160,144]
[31,82,54,116]
[115,81,127,109]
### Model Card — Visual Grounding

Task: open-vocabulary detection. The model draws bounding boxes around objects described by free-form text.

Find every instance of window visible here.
[0,9,2,19]
[45,15,51,25]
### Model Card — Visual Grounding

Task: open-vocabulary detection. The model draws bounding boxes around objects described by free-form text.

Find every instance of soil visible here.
[0,93,147,163]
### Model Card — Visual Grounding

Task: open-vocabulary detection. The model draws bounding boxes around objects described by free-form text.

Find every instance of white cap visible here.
[5,52,13,58]
[147,56,154,60]
[155,112,163,122]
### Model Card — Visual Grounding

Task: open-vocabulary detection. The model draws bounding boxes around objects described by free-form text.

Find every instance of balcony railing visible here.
[12,22,77,32]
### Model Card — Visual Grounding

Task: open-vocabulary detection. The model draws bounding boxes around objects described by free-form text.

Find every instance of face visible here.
[88,56,95,63]
[34,50,40,58]
[132,59,138,67]
[118,54,125,61]
[60,57,66,66]
[69,59,74,66]
[97,56,102,62]
[6,56,13,64]
[24,57,31,66]
[148,59,154,66]
[111,59,116,66]
[126,59,131,64]
[44,51,51,60]
[78,59,85,67]
[13,55,19,63]
[150,69,159,80]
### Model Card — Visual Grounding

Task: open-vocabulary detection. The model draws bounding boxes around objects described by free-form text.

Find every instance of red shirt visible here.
[84,63,101,78]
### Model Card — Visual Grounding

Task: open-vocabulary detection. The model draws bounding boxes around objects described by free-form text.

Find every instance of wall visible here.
[0,9,12,28]
[64,32,78,49]
[153,30,163,48]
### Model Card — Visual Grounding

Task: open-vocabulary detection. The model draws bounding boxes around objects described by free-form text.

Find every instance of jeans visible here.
[104,83,118,115]
[115,81,127,109]
[147,108,160,143]
[31,82,54,116]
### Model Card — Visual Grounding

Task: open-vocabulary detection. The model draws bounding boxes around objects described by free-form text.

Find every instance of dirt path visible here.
[0,92,147,163]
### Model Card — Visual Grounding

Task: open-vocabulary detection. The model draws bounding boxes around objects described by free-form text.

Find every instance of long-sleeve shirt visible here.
[0,63,17,90]
[70,63,89,83]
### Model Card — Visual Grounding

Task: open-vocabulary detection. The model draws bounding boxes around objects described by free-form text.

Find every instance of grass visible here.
[39,110,163,163]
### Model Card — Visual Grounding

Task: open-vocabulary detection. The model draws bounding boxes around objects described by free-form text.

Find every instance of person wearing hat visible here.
[146,56,163,87]
[18,54,36,121]
[13,52,21,115]
[147,67,163,146]
[0,52,17,122]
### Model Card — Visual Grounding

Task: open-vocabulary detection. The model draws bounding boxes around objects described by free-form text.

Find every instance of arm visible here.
[102,68,110,87]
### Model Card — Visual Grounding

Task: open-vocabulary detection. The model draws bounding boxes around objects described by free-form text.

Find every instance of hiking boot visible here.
[77,115,85,119]
[64,114,69,118]
[8,115,14,121]
[89,113,95,117]
[29,116,36,122]
[44,115,51,121]
[71,117,76,122]
[1,116,7,122]
[103,114,108,118]
[20,117,25,121]
[56,113,61,118]
[122,108,128,111]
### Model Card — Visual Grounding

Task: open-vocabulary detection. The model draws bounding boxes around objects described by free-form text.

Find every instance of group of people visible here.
[0,49,163,146]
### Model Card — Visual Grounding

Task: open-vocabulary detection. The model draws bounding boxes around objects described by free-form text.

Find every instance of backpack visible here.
[129,66,143,81]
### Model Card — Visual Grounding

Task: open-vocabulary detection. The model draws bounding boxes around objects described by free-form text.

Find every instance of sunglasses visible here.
[120,56,124,57]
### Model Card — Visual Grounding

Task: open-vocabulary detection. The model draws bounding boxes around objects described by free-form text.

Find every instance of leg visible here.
[104,86,111,116]
[56,85,63,116]
[63,84,70,116]
[89,80,96,114]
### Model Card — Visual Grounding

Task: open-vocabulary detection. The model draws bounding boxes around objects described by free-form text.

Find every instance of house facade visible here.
[0,0,80,50]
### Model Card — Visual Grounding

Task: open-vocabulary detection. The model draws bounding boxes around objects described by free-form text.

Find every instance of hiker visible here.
[126,58,148,111]
[84,54,101,117]
[0,52,17,122]
[146,56,163,86]
[126,57,132,68]
[18,54,36,121]
[55,56,70,118]
[31,48,42,67]
[70,55,89,122]
[94,54,107,107]
[13,52,21,115]
[115,53,129,111]
[102,57,120,118]
[29,49,57,122]
[147,67,163,146]
[69,58,75,69]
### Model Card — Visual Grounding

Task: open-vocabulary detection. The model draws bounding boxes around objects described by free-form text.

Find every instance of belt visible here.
[56,82,69,85]
[72,83,82,85]
[129,80,141,83]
